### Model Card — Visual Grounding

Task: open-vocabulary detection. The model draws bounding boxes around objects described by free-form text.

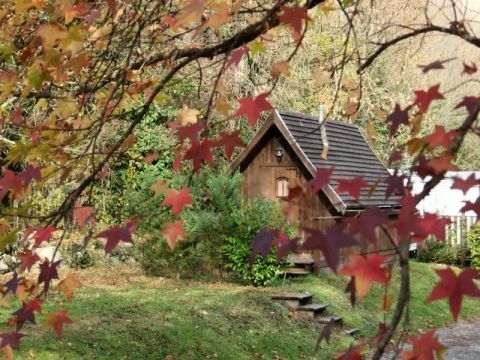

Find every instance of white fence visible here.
[446,215,477,247]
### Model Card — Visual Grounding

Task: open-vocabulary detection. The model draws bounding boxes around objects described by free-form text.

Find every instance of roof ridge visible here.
[277,109,357,127]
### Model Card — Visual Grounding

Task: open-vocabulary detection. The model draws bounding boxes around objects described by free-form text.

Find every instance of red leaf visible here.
[183,140,215,171]
[226,46,249,69]
[427,267,480,321]
[162,220,186,249]
[95,219,137,254]
[13,299,42,331]
[161,188,193,216]
[73,204,94,228]
[417,58,454,73]
[461,199,480,217]
[177,121,205,144]
[43,309,73,337]
[0,333,24,350]
[386,103,410,136]
[277,5,309,41]
[463,61,477,75]
[338,254,389,299]
[26,226,57,248]
[250,228,278,262]
[303,224,358,272]
[403,330,446,360]
[414,84,444,113]
[344,208,388,245]
[309,166,334,192]
[272,232,300,259]
[384,171,407,199]
[234,93,273,127]
[214,130,245,160]
[17,250,40,272]
[335,176,369,200]
[452,174,478,195]
[336,343,364,360]
[10,107,22,125]
[412,213,451,242]
[390,194,420,241]
[455,96,480,115]
[105,0,116,13]
[38,260,61,294]
[422,125,457,150]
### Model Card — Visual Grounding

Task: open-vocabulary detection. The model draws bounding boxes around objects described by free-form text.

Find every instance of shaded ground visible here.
[436,318,480,360]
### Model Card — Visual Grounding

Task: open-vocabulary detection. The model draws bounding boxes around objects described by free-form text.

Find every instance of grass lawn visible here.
[1,261,478,359]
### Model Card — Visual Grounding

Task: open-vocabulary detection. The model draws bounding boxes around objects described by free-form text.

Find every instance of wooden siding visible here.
[239,128,398,273]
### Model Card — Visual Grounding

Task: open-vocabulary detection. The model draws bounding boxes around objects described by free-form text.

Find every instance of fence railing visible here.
[446,215,477,246]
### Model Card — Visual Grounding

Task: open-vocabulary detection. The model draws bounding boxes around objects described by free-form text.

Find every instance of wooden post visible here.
[457,216,461,245]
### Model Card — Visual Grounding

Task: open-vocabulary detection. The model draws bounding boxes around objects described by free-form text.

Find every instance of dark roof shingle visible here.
[278,110,399,209]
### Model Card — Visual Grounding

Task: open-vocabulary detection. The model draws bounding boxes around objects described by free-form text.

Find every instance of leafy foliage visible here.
[469,224,480,269]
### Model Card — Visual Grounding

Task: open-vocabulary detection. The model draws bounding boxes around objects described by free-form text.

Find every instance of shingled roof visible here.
[232,109,400,213]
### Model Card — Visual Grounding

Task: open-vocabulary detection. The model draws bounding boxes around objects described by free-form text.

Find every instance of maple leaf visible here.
[176,105,200,126]
[271,61,290,78]
[427,267,480,320]
[226,46,250,69]
[384,172,407,199]
[0,333,24,350]
[455,96,480,115]
[463,61,477,75]
[414,84,444,113]
[417,58,454,73]
[427,154,458,175]
[272,232,300,259]
[105,0,116,13]
[38,260,61,294]
[17,250,40,272]
[234,93,273,127]
[57,275,83,300]
[452,174,478,195]
[390,193,420,241]
[214,130,245,160]
[402,331,446,360]
[336,343,364,360]
[309,166,335,192]
[3,273,23,296]
[26,226,57,248]
[303,224,358,272]
[335,176,369,200]
[95,219,137,254]
[412,213,451,242]
[386,103,410,136]
[161,188,193,216]
[338,254,389,299]
[372,323,387,345]
[250,228,278,262]
[277,5,309,41]
[10,106,22,124]
[316,318,336,351]
[344,208,388,245]
[150,181,167,197]
[422,125,457,150]
[162,220,186,249]
[43,309,73,337]
[13,299,42,331]
[73,203,94,228]
[0,171,18,201]
[183,140,215,171]
[178,121,205,144]
[461,199,480,217]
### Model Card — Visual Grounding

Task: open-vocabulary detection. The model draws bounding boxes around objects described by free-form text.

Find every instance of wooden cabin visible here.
[231,110,400,272]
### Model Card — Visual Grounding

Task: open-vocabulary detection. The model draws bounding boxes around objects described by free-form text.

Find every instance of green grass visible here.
[3,261,479,359]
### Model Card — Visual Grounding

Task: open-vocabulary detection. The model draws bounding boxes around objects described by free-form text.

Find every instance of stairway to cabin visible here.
[284,254,315,276]
[271,292,358,337]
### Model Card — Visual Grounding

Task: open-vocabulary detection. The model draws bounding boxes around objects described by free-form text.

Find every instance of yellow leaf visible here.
[176,105,199,126]
[271,61,290,78]
[150,181,167,197]
[175,0,204,28]
[37,23,68,50]
[215,97,232,117]
[366,122,376,140]
[312,68,331,86]
[57,275,83,300]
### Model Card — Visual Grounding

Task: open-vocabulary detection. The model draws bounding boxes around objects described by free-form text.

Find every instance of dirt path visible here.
[385,319,480,359]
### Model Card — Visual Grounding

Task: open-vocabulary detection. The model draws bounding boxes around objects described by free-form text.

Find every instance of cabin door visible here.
[273,167,300,226]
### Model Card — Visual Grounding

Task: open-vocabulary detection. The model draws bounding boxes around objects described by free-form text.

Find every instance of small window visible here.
[276,178,289,198]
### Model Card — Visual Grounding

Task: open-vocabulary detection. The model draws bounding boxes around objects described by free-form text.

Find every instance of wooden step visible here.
[271,292,312,308]
[284,267,311,275]
[296,303,328,319]
[287,254,315,265]
[318,316,343,325]
[342,328,358,336]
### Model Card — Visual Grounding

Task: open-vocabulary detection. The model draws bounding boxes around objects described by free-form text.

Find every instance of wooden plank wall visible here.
[239,128,399,272]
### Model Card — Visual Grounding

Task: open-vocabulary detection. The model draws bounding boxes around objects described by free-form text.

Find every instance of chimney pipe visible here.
[319,104,329,159]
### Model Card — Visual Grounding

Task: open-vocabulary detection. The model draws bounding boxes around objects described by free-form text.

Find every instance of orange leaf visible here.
[271,61,290,78]
[162,221,186,249]
[57,275,83,300]
[43,309,73,337]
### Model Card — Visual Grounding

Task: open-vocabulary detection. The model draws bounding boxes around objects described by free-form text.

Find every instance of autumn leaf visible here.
[178,121,205,144]
[402,331,446,360]
[316,318,336,351]
[150,181,167,197]
[13,299,42,331]
[57,275,83,300]
[43,309,73,337]
[214,130,245,160]
[174,0,204,28]
[414,84,444,113]
[226,46,250,69]
[144,152,160,164]
[336,343,364,360]
[38,260,61,294]
[455,96,480,115]
[417,58,454,73]
[162,220,186,249]
[0,333,24,350]
[309,166,334,192]
[335,176,369,200]
[26,226,57,248]
[338,254,389,299]
[176,105,199,126]
[461,199,480,217]
[463,61,477,75]
[386,103,410,136]
[95,219,137,254]
[271,61,290,78]
[277,5,309,41]
[161,188,193,216]
[73,203,94,228]
[427,267,480,321]
[451,174,478,195]
[312,68,331,86]
[422,125,457,150]
[250,228,278,262]
[17,250,40,272]
[234,93,273,127]
[344,208,388,245]
[183,140,215,171]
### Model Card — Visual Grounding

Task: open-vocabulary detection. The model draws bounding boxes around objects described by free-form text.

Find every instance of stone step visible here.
[284,267,311,275]
[296,303,328,319]
[317,316,343,325]
[271,292,312,308]
[287,254,315,265]
[342,328,358,336]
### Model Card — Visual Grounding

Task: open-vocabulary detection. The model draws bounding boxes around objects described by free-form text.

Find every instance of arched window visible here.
[276,178,289,198]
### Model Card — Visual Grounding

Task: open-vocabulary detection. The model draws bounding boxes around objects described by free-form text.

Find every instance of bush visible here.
[469,223,480,268]
[222,198,292,286]
[65,243,94,269]
[417,237,466,265]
